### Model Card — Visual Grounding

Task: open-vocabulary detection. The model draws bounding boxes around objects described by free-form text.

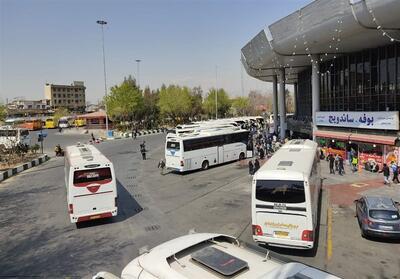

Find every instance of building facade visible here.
[44,81,86,111]
[241,0,400,169]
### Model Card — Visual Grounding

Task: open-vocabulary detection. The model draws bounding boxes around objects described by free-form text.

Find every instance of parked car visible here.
[354,196,400,239]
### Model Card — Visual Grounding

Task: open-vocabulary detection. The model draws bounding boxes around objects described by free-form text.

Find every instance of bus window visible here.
[256,180,305,203]
[167,142,180,150]
[73,168,112,186]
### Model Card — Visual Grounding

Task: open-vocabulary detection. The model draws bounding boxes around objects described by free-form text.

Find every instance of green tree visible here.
[53,107,70,124]
[189,86,203,120]
[105,77,143,122]
[203,88,231,118]
[0,102,7,123]
[231,97,249,116]
[142,86,160,129]
[157,85,192,124]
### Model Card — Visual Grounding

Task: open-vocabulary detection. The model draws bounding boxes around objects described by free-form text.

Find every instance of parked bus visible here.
[251,139,321,249]
[73,118,86,127]
[0,126,30,149]
[64,143,118,224]
[45,117,57,129]
[18,119,42,131]
[165,128,250,172]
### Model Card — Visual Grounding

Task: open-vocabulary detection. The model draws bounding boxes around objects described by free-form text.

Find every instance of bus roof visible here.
[65,143,111,165]
[255,139,317,181]
[167,128,248,141]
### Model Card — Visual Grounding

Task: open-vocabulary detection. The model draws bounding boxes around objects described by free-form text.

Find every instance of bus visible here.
[45,117,57,129]
[59,117,71,128]
[165,128,250,172]
[251,139,321,249]
[18,119,42,131]
[64,143,118,224]
[73,118,86,127]
[0,126,30,149]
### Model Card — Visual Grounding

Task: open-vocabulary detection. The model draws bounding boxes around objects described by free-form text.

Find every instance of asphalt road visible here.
[0,133,399,278]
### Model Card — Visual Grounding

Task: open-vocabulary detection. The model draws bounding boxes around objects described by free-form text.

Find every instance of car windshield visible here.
[369,210,400,221]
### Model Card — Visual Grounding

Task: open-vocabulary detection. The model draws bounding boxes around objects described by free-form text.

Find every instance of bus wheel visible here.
[239,152,245,161]
[202,160,209,170]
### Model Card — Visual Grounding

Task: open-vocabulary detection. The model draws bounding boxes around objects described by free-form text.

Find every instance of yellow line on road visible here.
[327,206,333,261]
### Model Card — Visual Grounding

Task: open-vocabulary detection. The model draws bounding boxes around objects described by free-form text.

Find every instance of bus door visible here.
[217,146,224,164]
[254,179,311,243]
[70,167,116,217]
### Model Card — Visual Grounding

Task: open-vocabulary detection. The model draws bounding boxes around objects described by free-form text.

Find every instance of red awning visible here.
[314,130,398,145]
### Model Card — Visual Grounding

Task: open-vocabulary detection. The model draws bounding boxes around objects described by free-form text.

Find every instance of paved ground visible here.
[0,133,399,278]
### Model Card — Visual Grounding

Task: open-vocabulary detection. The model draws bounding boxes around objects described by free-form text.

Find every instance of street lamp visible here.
[215,65,218,120]
[135,59,141,88]
[96,20,109,136]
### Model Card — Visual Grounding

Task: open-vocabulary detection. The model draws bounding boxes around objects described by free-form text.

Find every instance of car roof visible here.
[363,196,396,210]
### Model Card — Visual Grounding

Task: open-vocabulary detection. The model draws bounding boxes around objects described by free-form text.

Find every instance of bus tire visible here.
[201,160,209,170]
[239,152,245,161]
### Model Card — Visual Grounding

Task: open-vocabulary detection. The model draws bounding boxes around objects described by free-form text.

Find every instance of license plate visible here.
[90,215,101,220]
[379,225,393,230]
[274,231,289,238]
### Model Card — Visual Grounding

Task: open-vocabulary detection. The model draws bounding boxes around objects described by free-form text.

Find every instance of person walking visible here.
[338,155,344,175]
[351,156,358,172]
[254,159,260,173]
[382,163,390,185]
[334,154,339,172]
[158,158,166,175]
[91,132,96,143]
[248,160,254,176]
[328,154,335,174]
[259,147,265,160]
[391,162,399,184]
[140,141,146,160]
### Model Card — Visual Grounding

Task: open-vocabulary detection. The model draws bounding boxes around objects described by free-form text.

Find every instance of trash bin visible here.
[107,130,114,138]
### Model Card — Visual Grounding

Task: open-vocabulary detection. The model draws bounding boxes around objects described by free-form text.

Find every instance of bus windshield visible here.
[73,168,112,186]
[256,180,305,204]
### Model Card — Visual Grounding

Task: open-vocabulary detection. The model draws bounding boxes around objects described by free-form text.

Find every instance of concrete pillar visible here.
[278,68,286,141]
[272,75,278,134]
[311,54,320,141]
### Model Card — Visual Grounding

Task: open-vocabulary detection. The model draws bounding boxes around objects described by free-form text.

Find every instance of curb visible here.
[0,154,50,183]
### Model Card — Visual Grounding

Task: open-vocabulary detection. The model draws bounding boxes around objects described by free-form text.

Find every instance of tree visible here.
[142,86,160,129]
[189,86,203,119]
[231,97,250,116]
[248,90,270,114]
[0,102,7,123]
[105,77,143,122]
[203,88,231,118]
[157,85,192,123]
[53,107,69,124]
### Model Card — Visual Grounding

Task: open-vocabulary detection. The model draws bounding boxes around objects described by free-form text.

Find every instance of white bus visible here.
[0,126,30,149]
[64,143,118,224]
[59,116,71,128]
[251,139,321,249]
[165,128,250,172]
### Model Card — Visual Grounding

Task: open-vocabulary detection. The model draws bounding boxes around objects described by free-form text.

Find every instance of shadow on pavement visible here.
[76,179,143,229]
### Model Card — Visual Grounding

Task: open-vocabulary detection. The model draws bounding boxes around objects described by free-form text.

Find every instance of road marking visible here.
[350,182,369,188]
[327,206,333,261]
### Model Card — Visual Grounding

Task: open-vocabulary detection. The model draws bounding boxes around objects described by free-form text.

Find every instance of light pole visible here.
[96,20,109,136]
[215,65,218,120]
[135,59,141,88]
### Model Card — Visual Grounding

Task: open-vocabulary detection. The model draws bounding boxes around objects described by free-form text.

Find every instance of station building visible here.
[241,0,400,168]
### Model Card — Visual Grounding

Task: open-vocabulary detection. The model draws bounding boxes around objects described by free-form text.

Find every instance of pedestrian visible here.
[91,132,96,142]
[158,158,166,175]
[334,154,339,172]
[391,161,399,184]
[248,160,254,176]
[259,147,265,160]
[140,141,146,160]
[338,155,344,175]
[351,156,358,172]
[382,163,390,185]
[328,154,335,174]
[134,128,138,139]
[254,159,260,173]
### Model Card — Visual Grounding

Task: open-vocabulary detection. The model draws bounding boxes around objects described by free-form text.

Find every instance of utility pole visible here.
[215,65,218,120]
[96,20,109,136]
[135,59,141,88]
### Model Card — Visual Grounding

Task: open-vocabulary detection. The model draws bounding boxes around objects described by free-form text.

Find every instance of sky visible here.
[0,0,310,103]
